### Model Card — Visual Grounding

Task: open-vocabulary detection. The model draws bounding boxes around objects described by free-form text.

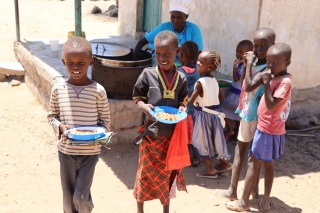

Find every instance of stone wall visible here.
[14,42,142,144]
[14,42,64,109]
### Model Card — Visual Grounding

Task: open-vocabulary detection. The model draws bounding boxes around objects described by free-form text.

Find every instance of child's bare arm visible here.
[262,71,282,110]
[244,51,263,92]
[240,63,246,86]
[245,72,263,92]
[233,59,240,82]
[240,52,249,86]
[218,88,225,102]
[188,82,202,105]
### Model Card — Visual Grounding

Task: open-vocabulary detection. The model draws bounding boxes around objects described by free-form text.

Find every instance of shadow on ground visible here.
[99,129,320,189]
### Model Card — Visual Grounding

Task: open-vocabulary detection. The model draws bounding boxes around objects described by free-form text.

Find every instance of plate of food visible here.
[149,106,187,124]
[217,79,232,87]
[67,126,106,141]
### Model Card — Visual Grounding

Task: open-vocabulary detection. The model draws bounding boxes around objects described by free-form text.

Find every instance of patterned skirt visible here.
[133,135,187,205]
[192,109,229,159]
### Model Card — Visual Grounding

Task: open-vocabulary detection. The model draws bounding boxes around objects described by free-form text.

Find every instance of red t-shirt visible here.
[257,74,292,135]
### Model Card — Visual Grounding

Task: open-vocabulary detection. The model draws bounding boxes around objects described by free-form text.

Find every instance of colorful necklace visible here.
[174,24,186,46]
[157,66,179,99]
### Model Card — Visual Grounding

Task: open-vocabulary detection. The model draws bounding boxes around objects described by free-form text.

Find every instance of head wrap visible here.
[169,0,195,15]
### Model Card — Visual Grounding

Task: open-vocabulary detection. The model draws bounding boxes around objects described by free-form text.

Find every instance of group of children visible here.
[47,26,292,212]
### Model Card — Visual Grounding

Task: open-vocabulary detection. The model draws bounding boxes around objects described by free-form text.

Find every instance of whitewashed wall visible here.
[259,0,320,89]
[119,0,320,90]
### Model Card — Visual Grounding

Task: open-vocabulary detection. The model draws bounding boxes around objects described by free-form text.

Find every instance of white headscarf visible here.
[169,0,195,15]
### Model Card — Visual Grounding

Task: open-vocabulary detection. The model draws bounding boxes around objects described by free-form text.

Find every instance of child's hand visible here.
[261,69,273,84]
[233,59,240,69]
[59,124,71,140]
[244,51,256,64]
[178,106,186,112]
[137,101,156,121]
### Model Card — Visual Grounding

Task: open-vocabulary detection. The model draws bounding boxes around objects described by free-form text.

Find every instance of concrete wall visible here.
[176,0,260,76]
[118,0,144,40]
[119,0,319,89]
[259,0,320,89]
[118,0,320,116]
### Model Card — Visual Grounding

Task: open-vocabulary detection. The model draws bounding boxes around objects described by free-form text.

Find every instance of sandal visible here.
[196,171,218,179]
[225,200,250,212]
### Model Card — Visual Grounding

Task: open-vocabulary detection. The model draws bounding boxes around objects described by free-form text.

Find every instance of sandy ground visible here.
[1,0,320,212]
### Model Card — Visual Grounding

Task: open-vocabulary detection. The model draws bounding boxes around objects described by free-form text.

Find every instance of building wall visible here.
[118,0,144,39]
[119,0,319,89]
[171,0,261,78]
[259,0,320,89]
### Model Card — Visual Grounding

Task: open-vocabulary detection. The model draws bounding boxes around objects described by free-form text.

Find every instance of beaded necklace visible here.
[177,28,185,46]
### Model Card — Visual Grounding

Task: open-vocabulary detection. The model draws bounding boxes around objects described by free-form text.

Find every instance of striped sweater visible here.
[48,81,111,155]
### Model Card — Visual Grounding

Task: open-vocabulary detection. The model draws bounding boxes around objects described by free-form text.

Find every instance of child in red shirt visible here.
[226,43,293,212]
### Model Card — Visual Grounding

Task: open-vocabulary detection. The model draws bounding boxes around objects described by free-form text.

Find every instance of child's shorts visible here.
[250,129,286,162]
[237,119,258,142]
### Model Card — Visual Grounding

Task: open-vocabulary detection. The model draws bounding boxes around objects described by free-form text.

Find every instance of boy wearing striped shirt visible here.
[48,37,110,213]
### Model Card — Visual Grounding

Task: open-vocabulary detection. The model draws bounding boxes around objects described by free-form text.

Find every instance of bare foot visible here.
[225,200,250,212]
[215,159,233,172]
[216,190,238,201]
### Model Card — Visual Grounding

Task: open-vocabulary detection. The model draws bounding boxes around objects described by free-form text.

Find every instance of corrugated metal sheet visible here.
[142,0,162,32]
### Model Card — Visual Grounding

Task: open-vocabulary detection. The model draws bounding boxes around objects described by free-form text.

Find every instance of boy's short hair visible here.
[180,41,199,63]
[255,27,276,43]
[62,37,92,57]
[237,40,253,51]
[269,42,292,60]
[155,30,178,48]
[202,50,221,69]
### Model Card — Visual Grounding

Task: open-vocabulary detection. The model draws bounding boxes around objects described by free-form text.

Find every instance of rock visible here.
[91,5,102,14]
[107,4,117,11]
[104,8,118,17]
[310,115,320,126]
[10,79,21,87]
[109,8,118,17]
[0,62,25,76]
[286,113,310,129]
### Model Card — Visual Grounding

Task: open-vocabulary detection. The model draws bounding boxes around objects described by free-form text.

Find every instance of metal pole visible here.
[75,0,82,37]
[14,0,20,41]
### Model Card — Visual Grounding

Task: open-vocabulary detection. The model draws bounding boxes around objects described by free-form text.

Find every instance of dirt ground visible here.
[1,0,320,212]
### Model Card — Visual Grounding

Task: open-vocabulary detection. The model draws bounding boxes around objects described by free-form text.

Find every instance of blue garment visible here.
[249,129,286,162]
[192,107,229,159]
[178,66,200,114]
[145,21,203,51]
[178,66,200,94]
[235,63,267,122]
[220,63,243,121]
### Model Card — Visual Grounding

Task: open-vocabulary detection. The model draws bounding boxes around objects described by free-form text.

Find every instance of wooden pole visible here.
[75,0,82,37]
[14,0,20,41]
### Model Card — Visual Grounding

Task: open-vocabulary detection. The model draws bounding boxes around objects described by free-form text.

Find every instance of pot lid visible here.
[90,42,131,57]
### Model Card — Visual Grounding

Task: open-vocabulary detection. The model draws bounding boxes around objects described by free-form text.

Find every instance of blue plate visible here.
[149,106,187,124]
[67,126,106,141]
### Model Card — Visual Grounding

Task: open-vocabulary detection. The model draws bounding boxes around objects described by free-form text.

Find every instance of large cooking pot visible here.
[91,45,153,99]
